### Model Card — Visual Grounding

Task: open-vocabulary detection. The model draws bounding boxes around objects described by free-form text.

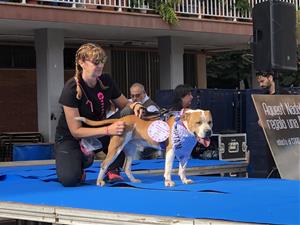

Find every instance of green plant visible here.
[234,0,250,14]
[156,0,181,25]
[131,0,181,25]
[207,50,252,89]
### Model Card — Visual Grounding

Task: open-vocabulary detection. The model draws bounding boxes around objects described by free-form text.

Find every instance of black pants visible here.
[55,136,125,187]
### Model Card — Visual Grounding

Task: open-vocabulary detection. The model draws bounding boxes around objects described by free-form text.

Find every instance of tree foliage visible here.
[206,51,252,89]
[156,0,180,25]
[206,50,300,89]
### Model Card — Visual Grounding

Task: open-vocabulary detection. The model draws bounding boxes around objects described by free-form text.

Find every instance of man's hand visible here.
[258,119,262,127]
[131,102,145,118]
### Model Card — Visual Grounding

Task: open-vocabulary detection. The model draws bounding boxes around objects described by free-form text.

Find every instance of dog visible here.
[76,109,213,187]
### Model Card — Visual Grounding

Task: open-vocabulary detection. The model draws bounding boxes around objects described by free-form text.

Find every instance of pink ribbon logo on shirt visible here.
[97,92,105,116]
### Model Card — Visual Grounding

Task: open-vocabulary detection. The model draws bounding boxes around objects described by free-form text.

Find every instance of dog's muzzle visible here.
[195,129,212,148]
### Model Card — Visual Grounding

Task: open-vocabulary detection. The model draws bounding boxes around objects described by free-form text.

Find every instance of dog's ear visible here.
[205,110,212,121]
[180,111,191,122]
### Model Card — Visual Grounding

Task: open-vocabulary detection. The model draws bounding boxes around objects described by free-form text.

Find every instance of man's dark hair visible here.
[255,71,275,77]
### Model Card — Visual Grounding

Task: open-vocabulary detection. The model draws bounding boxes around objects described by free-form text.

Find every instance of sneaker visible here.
[104,170,124,183]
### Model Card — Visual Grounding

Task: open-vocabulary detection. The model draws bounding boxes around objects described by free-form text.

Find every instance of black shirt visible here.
[273,88,290,95]
[261,86,290,95]
[55,73,121,140]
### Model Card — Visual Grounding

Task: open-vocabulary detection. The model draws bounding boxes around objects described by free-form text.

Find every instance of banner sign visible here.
[252,94,300,180]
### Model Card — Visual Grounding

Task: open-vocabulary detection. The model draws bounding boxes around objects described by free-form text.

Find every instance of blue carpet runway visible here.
[0,159,299,225]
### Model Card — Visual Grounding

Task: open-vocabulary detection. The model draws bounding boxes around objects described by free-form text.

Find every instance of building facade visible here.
[0,0,297,140]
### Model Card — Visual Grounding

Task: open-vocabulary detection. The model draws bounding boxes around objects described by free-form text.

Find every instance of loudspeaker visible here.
[252,0,297,71]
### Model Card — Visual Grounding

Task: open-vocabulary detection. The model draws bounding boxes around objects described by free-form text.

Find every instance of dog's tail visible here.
[75,117,118,126]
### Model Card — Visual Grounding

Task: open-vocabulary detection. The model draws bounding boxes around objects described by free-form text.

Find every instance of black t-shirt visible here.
[274,88,290,95]
[261,86,290,95]
[55,73,121,139]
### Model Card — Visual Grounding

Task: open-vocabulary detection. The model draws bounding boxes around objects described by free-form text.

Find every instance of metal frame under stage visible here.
[134,163,248,177]
[0,160,250,225]
[0,202,260,225]
[0,159,249,177]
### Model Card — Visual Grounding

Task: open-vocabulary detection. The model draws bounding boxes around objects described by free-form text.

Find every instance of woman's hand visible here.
[107,121,125,136]
[131,102,145,118]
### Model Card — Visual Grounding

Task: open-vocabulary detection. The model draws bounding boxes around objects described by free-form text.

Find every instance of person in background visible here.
[256,71,289,131]
[129,83,160,113]
[170,84,194,111]
[55,43,144,187]
[170,84,218,160]
[256,71,289,95]
[120,82,160,117]
[126,82,161,160]
[256,71,289,178]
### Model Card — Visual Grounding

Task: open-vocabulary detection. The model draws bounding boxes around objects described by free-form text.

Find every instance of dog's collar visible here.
[175,110,188,131]
[176,119,187,131]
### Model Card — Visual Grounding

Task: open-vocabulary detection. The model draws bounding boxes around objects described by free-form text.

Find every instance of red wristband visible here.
[105,126,109,135]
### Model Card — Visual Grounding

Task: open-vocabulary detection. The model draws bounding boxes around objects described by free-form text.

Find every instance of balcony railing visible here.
[18,0,299,22]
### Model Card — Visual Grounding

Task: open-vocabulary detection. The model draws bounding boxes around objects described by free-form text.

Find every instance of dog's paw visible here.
[183,179,193,184]
[131,178,141,183]
[96,180,106,187]
[164,180,175,187]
